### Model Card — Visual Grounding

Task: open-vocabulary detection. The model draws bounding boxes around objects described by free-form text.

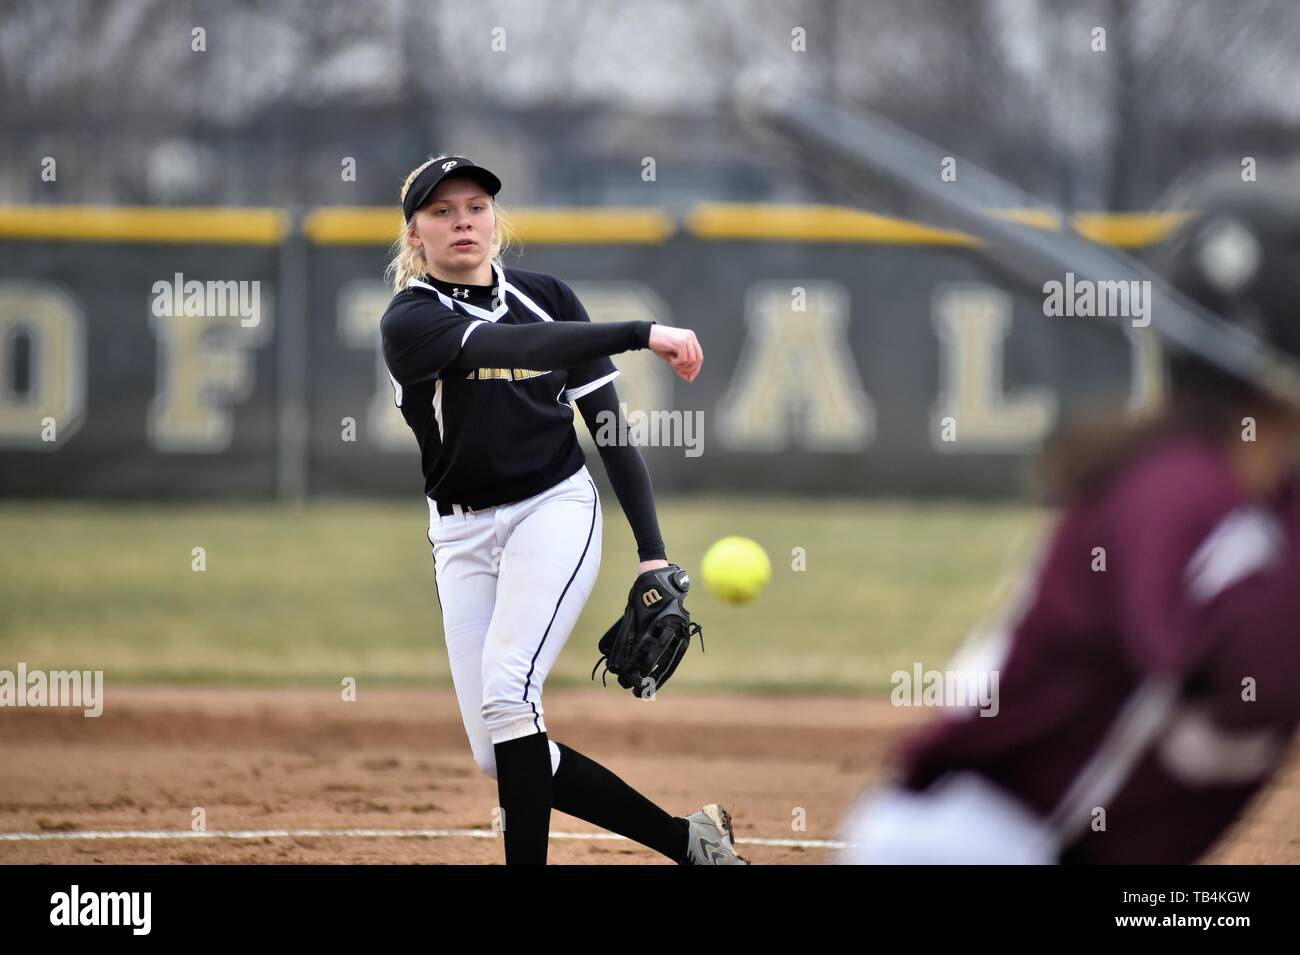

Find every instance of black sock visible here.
[552,742,691,864]
[493,733,554,865]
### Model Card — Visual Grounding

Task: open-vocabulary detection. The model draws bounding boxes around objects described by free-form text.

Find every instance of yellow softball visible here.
[700,536,771,604]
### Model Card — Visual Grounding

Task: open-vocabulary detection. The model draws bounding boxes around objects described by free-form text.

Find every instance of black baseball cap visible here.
[403,157,502,222]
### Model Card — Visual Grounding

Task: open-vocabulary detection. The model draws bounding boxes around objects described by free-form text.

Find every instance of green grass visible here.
[0,498,1044,695]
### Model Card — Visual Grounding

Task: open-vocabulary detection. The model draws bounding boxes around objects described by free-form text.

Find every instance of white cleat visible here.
[684,804,749,865]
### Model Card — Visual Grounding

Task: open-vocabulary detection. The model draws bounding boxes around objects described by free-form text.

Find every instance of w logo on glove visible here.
[592,564,703,698]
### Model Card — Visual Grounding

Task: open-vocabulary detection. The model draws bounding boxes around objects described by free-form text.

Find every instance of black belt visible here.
[435,500,489,517]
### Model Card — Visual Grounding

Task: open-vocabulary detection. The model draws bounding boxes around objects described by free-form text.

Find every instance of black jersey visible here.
[380,264,649,509]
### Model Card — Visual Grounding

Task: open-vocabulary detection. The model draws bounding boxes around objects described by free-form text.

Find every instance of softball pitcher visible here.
[379,155,746,865]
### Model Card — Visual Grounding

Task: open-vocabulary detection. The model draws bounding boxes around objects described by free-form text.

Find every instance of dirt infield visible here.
[1,686,1296,864]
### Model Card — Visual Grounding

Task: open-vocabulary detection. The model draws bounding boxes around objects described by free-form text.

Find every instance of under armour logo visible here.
[452,288,469,299]
[442,160,459,172]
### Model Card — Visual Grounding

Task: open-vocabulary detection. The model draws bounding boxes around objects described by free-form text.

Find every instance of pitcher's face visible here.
[409,177,495,276]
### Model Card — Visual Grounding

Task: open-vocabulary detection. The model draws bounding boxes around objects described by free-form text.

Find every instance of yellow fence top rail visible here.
[686,203,1190,247]
[0,206,289,244]
[304,206,677,245]
[686,203,978,245]
[0,204,1192,248]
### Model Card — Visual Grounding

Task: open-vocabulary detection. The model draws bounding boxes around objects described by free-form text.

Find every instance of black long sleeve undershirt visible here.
[575,381,667,563]
[457,318,653,370]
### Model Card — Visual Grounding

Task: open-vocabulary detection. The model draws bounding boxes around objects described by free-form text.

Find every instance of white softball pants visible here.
[427,465,602,780]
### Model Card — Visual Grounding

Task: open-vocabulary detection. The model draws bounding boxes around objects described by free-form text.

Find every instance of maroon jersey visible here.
[901,434,1300,863]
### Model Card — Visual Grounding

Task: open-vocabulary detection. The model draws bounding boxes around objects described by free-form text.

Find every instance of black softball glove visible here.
[591,563,703,699]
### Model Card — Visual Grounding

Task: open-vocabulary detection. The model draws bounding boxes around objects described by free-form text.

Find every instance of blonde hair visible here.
[384,155,516,292]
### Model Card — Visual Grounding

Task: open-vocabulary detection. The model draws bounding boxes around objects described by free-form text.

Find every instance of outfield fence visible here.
[0,205,1172,499]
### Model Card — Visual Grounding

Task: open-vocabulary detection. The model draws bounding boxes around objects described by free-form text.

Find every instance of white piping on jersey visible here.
[433,379,445,440]
[1044,676,1179,846]
[563,369,620,403]
[408,277,505,321]
[500,279,555,323]
[461,319,487,347]
[408,262,511,321]
[388,371,403,409]
[1185,505,1282,605]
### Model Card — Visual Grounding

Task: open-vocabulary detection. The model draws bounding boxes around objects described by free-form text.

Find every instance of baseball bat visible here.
[737,87,1300,409]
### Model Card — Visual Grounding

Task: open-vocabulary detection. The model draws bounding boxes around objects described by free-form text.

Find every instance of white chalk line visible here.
[0,828,845,850]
